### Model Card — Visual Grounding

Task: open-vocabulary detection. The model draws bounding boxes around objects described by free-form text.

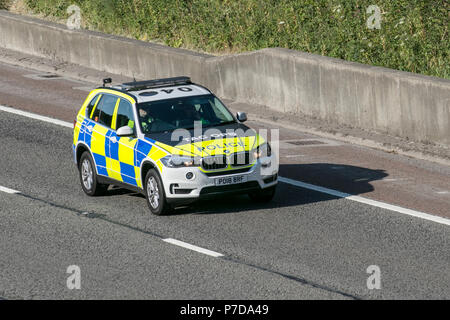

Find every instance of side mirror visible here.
[117,126,134,137]
[236,112,247,122]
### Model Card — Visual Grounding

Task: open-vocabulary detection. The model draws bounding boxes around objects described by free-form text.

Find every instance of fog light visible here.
[186,172,194,180]
[261,159,271,167]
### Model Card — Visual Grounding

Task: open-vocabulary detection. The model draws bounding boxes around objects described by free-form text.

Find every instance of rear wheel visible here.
[248,186,276,203]
[78,152,108,196]
[144,169,171,215]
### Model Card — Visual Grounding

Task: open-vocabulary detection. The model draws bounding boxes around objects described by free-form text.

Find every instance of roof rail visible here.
[114,76,192,91]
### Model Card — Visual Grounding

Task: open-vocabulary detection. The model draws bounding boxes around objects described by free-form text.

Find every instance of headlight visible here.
[160,155,198,168]
[253,143,272,159]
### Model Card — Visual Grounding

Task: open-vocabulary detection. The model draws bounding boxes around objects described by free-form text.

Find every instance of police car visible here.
[73,77,278,215]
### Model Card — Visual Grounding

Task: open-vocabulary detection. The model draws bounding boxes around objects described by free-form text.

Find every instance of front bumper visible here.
[159,157,278,202]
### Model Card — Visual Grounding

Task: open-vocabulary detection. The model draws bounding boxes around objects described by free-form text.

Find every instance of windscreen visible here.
[137,94,235,133]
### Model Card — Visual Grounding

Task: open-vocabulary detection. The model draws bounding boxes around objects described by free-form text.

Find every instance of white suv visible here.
[73,77,278,215]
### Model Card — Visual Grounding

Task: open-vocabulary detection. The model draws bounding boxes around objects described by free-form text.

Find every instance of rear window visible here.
[91,94,118,128]
[86,94,101,118]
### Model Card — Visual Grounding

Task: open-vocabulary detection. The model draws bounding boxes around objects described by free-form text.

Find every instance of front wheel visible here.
[144,169,171,215]
[248,186,276,203]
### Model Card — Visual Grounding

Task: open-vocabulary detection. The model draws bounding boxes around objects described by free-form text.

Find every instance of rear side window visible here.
[93,94,118,128]
[86,94,101,118]
[90,98,102,122]
[116,99,135,130]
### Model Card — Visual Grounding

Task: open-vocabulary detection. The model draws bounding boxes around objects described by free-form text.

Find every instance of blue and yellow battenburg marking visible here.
[73,89,169,189]
[74,119,172,189]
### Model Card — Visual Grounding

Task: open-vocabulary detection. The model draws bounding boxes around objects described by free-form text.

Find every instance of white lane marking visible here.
[0,186,20,194]
[279,177,450,227]
[436,191,449,195]
[380,178,410,182]
[0,105,72,128]
[163,238,224,257]
[284,154,305,158]
[1,105,449,227]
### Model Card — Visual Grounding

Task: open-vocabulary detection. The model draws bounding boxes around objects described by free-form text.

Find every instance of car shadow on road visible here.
[104,186,144,197]
[170,163,388,215]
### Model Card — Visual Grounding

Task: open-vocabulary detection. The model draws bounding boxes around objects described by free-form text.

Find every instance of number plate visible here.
[214,175,248,186]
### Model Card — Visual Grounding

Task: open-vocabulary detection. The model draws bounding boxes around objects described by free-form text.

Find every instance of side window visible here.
[210,98,232,121]
[116,99,135,130]
[90,96,102,122]
[86,94,101,119]
[97,94,119,128]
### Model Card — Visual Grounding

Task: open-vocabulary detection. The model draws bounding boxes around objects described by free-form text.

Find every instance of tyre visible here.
[78,152,108,196]
[144,169,171,215]
[248,185,276,203]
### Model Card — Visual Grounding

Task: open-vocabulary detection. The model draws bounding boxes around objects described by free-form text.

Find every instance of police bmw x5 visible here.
[73,77,278,215]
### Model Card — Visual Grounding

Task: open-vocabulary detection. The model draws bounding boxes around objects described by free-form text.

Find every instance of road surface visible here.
[0,61,449,299]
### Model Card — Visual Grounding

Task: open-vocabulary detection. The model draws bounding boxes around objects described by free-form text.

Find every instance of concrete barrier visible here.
[1,10,449,146]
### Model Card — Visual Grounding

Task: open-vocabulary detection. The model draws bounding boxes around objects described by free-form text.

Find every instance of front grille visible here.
[203,167,252,177]
[230,151,252,167]
[201,155,227,170]
[200,181,260,195]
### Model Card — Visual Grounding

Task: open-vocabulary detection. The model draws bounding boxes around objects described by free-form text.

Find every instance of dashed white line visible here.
[0,182,224,257]
[0,105,72,128]
[0,186,20,194]
[279,177,450,227]
[1,105,449,227]
[163,238,224,257]
[380,178,410,182]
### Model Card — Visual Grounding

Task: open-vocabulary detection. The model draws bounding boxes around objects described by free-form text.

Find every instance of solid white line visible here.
[1,105,449,227]
[163,238,224,257]
[0,186,20,194]
[0,105,72,128]
[278,176,450,227]
[284,154,305,158]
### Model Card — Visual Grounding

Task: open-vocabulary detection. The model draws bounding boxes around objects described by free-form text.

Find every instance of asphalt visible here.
[0,61,449,299]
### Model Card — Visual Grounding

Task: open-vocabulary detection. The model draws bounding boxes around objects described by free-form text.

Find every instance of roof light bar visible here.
[118,76,192,91]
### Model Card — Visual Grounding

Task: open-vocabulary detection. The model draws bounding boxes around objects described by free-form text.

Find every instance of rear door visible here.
[108,98,141,187]
[85,93,119,178]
